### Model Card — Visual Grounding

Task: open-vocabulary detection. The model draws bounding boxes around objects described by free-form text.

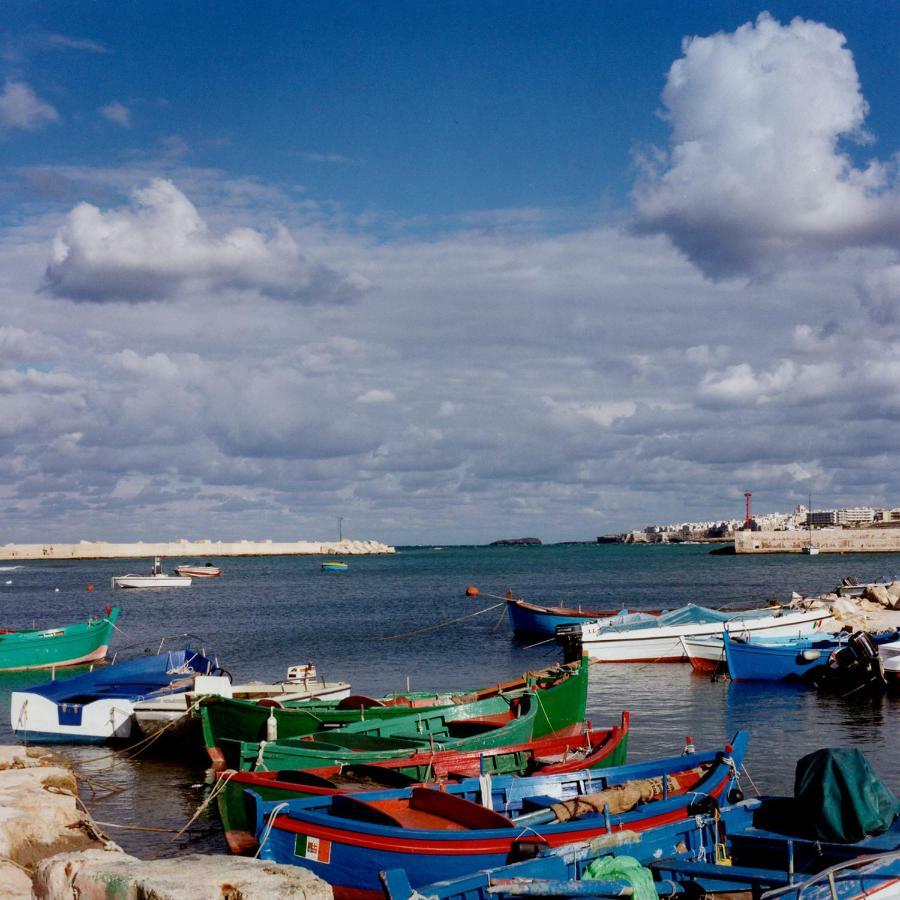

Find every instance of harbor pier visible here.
[735,528,900,554]
[0,537,395,561]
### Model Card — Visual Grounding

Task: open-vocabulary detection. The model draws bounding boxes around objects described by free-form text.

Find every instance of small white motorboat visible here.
[132,663,352,738]
[174,563,221,578]
[113,557,192,589]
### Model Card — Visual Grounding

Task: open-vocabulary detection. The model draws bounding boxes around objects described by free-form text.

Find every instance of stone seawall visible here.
[0,538,395,561]
[735,528,900,554]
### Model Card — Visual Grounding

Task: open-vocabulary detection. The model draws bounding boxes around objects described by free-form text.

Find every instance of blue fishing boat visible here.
[382,748,900,900]
[10,644,220,743]
[724,629,897,683]
[250,732,747,897]
[506,597,659,638]
[321,561,349,572]
[381,800,900,900]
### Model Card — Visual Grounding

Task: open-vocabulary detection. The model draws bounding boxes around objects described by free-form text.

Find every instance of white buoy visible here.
[54,587,60,592]
[4,580,10,586]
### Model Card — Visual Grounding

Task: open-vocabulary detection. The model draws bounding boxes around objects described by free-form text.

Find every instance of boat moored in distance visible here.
[114,557,192,589]
[321,560,349,571]
[174,562,221,578]
[557,603,833,663]
[250,731,748,896]
[506,597,661,638]
[0,607,120,672]
[10,644,219,743]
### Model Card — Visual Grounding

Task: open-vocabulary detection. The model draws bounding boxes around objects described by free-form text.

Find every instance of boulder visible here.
[0,763,111,869]
[886,581,900,599]
[862,585,891,607]
[33,849,333,899]
[0,859,32,898]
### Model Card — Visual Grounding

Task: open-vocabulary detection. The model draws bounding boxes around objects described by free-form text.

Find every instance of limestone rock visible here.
[0,744,72,771]
[862,585,892,607]
[33,849,333,899]
[0,859,33,898]
[886,581,900,599]
[0,764,109,868]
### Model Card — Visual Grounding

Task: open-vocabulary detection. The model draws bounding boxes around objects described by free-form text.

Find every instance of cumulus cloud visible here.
[99,101,131,127]
[633,13,900,278]
[44,179,367,302]
[0,80,59,131]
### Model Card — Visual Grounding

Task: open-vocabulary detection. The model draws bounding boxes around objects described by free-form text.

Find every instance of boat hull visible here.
[505,599,645,637]
[578,608,831,663]
[219,714,630,855]
[114,575,192,588]
[0,608,119,672]
[253,732,747,897]
[11,646,216,744]
[202,658,588,770]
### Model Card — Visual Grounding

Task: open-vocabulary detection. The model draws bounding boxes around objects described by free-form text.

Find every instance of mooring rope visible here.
[377,602,505,641]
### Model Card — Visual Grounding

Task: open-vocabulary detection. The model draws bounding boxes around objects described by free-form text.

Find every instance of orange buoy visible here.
[86,584,95,592]
[465,585,479,597]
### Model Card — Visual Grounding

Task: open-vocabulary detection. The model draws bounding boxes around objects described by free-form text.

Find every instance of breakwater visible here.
[0,538,395,561]
[735,528,900,554]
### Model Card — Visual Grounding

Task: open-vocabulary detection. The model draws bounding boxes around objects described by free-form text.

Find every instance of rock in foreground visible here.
[34,849,332,899]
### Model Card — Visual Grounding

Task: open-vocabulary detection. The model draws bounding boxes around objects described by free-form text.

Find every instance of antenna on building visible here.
[743,492,752,529]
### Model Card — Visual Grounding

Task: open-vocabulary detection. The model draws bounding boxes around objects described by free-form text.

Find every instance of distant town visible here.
[599,504,900,544]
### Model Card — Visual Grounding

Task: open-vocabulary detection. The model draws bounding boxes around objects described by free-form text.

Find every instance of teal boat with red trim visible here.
[0,607,120,672]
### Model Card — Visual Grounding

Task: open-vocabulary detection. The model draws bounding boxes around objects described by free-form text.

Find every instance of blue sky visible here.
[2,4,900,544]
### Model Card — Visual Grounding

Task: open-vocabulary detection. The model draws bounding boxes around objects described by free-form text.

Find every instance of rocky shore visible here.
[0,745,331,899]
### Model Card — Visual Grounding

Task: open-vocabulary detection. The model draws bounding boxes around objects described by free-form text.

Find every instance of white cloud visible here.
[356,389,396,404]
[99,101,131,127]
[0,80,59,131]
[633,14,900,278]
[44,179,367,303]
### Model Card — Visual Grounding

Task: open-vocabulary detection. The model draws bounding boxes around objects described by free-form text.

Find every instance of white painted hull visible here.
[114,574,192,589]
[11,692,135,742]
[579,609,832,663]
[175,566,220,578]
[132,679,352,738]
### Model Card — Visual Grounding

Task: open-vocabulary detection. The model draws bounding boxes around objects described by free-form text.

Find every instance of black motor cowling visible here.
[555,623,583,664]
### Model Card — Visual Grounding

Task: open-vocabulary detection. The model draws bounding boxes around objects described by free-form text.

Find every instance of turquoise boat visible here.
[0,607,120,672]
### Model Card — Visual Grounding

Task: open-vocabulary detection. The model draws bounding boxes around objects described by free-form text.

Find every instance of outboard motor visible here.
[812,631,887,696]
[555,623,583,664]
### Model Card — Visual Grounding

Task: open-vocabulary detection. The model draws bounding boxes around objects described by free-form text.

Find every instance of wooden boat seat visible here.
[408,787,514,829]
[650,858,792,887]
[339,764,419,788]
[330,794,407,827]
[336,695,386,710]
[445,718,505,738]
[274,770,338,788]
[518,794,560,813]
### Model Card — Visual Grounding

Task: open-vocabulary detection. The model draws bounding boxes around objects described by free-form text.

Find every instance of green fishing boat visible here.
[0,607,120,672]
[221,659,588,772]
[200,657,588,769]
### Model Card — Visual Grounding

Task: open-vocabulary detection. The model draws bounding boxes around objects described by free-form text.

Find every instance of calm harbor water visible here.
[0,543,897,857]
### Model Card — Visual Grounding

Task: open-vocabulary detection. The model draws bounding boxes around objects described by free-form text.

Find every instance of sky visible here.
[2,2,900,545]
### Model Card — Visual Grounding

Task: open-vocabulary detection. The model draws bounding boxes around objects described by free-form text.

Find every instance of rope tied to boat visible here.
[254,801,290,859]
[149,768,240,859]
[254,740,268,772]
[377,602,505,641]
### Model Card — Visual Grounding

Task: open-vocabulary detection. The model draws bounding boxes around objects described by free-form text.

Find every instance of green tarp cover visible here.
[583,855,658,900]
[795,748,900,843]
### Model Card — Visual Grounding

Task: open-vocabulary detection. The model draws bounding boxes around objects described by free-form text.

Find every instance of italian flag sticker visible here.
[294,833,331,864]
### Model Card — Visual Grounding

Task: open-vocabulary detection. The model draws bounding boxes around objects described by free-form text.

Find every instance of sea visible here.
[0,543,897,858]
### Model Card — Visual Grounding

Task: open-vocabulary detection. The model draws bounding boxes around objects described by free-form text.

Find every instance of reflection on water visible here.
[0,546,896,856]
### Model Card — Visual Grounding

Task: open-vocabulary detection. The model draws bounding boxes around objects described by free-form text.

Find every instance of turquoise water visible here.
[0,544,896,855]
